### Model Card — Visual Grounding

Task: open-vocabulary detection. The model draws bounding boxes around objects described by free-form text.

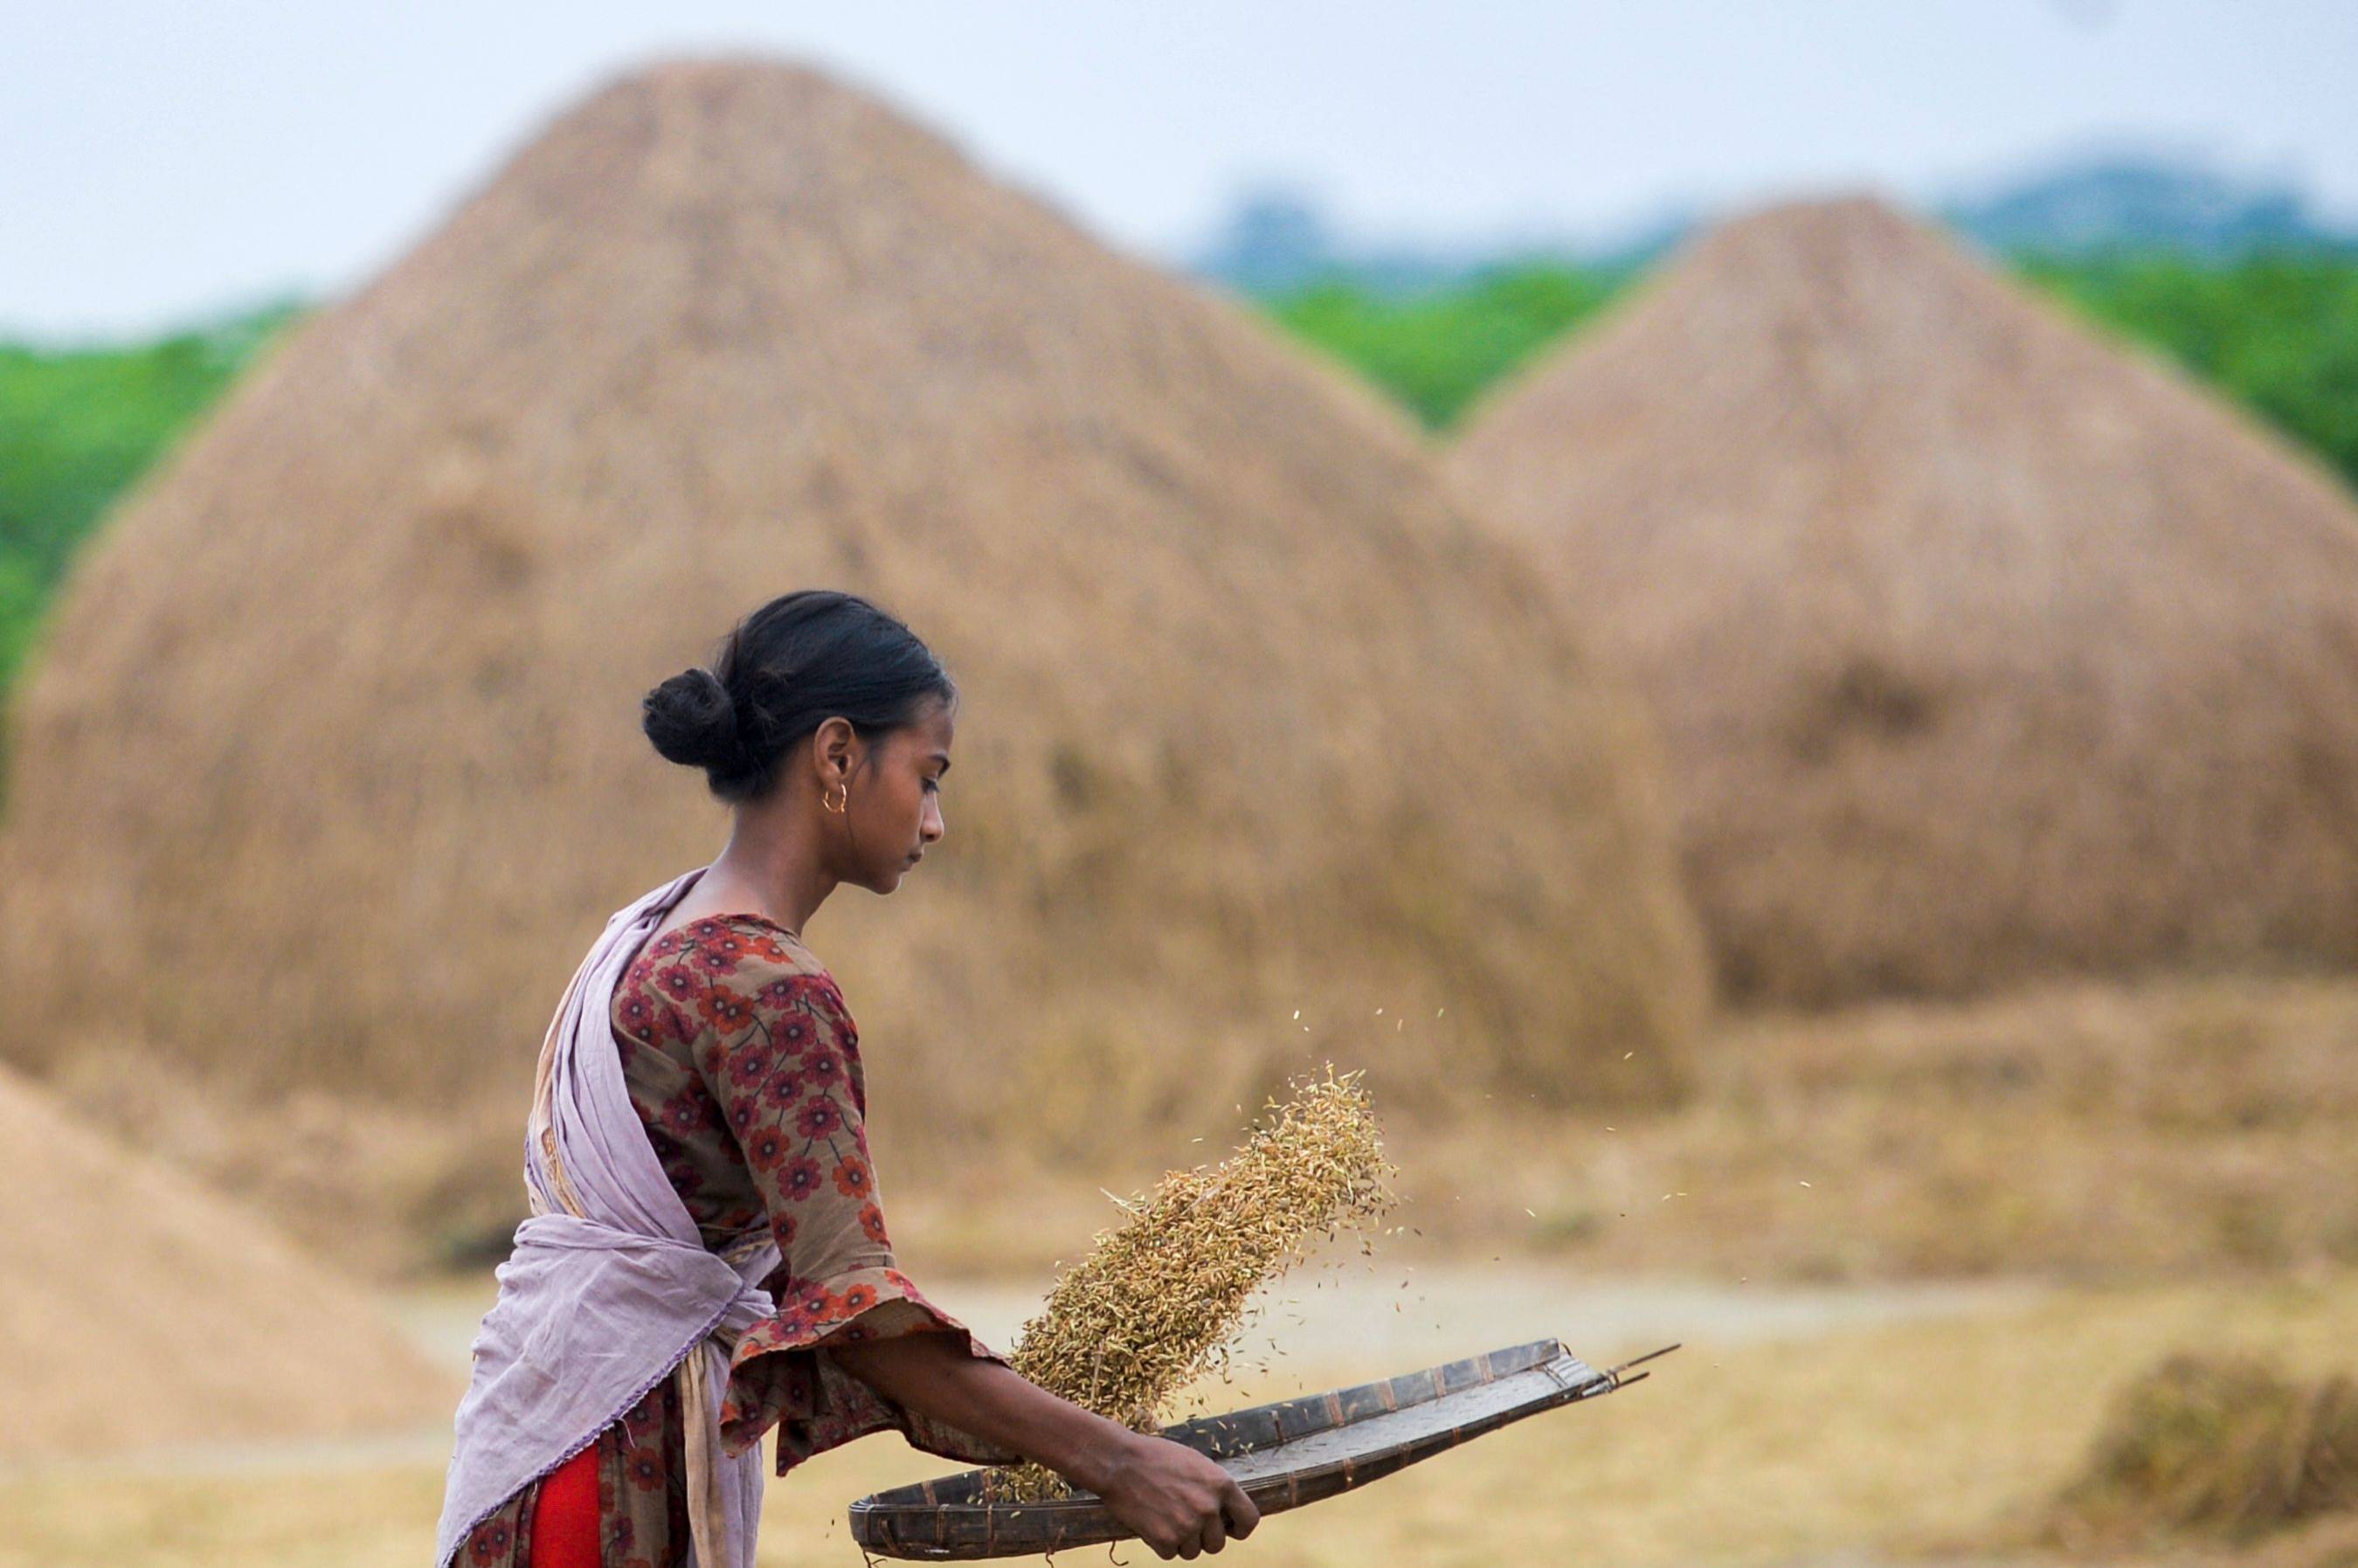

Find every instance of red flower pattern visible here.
[757,1067,804,1109]
[778,1156,825,1202]
[743,1126,789,1171]
[688,929,750,973]
[724,1036,775,1088]
[659,1090,711,1138]
[773,1004,820,1051]
[650,962,701,1007]
[614,989,660,1039]
[696,986,755,1033]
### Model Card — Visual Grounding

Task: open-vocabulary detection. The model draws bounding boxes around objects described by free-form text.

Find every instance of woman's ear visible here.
[812,715,856,786]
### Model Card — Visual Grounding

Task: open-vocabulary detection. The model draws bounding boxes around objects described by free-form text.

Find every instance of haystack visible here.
[1449,195,2358,1006]
[2045,1352,2358,1547]
[0,1063,452,1456]
[0,59,1705,1233]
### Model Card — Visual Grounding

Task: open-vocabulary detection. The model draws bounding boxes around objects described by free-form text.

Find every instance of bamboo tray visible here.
[847,1337,1675,1559]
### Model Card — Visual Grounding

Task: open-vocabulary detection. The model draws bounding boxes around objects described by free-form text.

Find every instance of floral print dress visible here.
[458,914,1013,1567]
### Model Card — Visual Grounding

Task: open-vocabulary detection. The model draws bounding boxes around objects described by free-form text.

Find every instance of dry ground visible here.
[2,1262,2353,1568]
[9,972,2348,1564]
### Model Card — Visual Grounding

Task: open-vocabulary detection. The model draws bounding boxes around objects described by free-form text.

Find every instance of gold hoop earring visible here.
[824,783,848,814]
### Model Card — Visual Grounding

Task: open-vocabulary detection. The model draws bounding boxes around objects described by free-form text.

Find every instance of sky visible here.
[3,0,2355,338]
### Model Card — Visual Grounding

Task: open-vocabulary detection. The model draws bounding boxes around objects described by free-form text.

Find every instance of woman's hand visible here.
[825,1332,1259,1556]
[1092,1432,1259,1559]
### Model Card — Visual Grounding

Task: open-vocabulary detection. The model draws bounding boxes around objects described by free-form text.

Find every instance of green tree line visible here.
[1265,251,2358,473]
[3,257,2354,711]
[0,304,294,694]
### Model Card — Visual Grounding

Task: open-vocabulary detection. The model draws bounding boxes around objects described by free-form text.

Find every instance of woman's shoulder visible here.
[619,914,848,1029]
[629,914,823,977]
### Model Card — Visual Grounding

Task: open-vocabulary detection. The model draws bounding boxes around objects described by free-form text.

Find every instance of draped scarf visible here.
[437,864,778,1568]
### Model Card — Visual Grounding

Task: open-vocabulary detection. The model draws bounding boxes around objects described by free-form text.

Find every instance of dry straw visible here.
[1449,195,2358,1008]
[2044,1352,2358,1547]
[988,1067,1395,1502]
[0,59,1705,1263]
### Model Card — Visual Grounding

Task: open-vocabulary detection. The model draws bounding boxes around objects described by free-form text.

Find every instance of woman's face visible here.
[839,695,953,894]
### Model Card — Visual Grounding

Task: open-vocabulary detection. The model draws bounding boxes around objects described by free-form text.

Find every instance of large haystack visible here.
[0,1064,452,1455]
[1449,195,2358,1006]
[0,59,1705,1216]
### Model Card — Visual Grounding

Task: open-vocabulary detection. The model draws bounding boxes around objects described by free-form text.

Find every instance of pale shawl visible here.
[436,864,776,1568]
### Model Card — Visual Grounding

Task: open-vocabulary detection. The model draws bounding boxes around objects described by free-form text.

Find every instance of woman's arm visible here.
[829,1331,1258,1560]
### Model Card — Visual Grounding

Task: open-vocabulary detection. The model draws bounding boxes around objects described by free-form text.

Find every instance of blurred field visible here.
[1,1261,2351,1567]
[1383,971,2358,1283]
[59,965,2342,1287]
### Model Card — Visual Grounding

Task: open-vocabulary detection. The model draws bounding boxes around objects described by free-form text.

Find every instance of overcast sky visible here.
[4,0,2354,338]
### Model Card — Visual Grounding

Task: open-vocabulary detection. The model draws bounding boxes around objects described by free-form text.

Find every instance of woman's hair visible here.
[642,591,956,805]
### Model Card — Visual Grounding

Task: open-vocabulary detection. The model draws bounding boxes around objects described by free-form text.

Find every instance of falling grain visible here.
[986,1067,1395,1502]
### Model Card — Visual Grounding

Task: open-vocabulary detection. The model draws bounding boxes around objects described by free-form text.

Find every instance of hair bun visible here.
[642,667,750,777]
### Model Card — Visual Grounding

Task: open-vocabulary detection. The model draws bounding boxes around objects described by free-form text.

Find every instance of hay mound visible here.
[992,1067,1393,1500]
[1449,194,2358,1007]
[0,1063,453,1456]
[0,56,1706,1238]
[2046,1352,2358,1548]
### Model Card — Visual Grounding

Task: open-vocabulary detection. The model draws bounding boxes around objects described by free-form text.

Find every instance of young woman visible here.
[437,591,1256,1568]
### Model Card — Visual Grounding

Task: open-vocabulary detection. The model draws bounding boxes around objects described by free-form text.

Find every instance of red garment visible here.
[526,1445,601,1567]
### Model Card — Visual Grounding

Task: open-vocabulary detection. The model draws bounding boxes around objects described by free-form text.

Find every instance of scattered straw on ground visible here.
[988,1067,1394,1499]
[2043,1351,2358,1550]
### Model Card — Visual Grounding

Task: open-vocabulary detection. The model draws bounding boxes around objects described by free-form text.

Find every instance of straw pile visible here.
[989,1068,1394,1501]
[0,59,1705,1245]
[1449,195,2358,1007]
[0,1062,453,1456]
[2045,1352,2358,1549]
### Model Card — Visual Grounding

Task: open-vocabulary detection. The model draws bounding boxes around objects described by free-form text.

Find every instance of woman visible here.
[437,591,1256,1568]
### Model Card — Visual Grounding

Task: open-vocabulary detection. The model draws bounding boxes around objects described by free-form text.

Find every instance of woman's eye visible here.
[923,778,941,794]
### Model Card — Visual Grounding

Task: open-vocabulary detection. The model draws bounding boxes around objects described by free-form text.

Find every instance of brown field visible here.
[2,1263,2352,1568]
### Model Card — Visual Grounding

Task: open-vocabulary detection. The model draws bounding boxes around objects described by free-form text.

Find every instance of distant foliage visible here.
[1257,255,2358,497]
[0,305,295,694]
[1261,264,1633,431]
[2013,251,2358,494]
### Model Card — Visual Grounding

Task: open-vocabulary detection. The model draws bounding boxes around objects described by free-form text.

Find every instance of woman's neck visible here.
[681,810,839,937]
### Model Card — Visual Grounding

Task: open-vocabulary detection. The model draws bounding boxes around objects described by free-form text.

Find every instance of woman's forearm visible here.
[828,1330,1142,1493]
